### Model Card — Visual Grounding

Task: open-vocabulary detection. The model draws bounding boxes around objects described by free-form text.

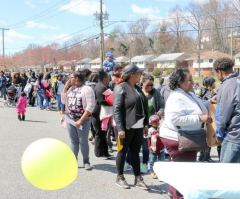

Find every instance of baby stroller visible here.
[6,84,21,107]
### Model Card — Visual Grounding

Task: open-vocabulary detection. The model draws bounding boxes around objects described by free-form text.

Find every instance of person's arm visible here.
[96,84,111,106]
[215,86,236,140]
[61,79,72,105]
[168,96,202,127]
[113,85,125,138]
[75,86,96,128]
[154,89,164,116]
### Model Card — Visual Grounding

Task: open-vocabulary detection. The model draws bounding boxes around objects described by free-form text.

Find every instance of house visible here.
[89,58,101,70]
[115,56,129,67]
[153,53,188,69]
[234,53,240,73]
[187,51,231,76]
[57,60,75,72]
[75,58,92,71]
[44,63,54,73]
[130,54,156,71]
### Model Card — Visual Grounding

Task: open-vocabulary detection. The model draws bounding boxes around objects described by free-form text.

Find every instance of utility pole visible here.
[1,28,9,69]
[94,0,108,68]
[231,21,233,59]
[197,21,201,77]
[100,0,104,68]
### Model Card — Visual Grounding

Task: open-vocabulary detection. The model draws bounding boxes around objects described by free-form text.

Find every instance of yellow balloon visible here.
[21,138,78,190]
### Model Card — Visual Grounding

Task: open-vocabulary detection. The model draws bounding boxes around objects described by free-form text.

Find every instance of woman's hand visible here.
[63,79,73,93]
[143,126,148,136]
[210,95,217,104]
[118,131,125,139]
[75,120,82,129]
[199,114,212,124]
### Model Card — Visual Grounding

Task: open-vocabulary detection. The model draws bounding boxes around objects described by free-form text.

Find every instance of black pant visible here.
[92,115,109,157]
[116,128,143,176]
[28,89,35,107]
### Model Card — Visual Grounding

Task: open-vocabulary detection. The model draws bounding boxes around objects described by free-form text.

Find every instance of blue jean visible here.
[37,89,49,109]
[220,139,240,163]
[56,94,64,111]
[0,86,6,100]
[142,138,149,164]
[149,151,165,172]
[66,118,91,164]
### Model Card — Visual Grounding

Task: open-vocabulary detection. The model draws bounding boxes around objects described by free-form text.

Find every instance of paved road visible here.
[0,101,169,199]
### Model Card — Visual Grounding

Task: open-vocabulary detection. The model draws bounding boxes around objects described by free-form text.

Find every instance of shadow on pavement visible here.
[148,183,169,195]
[24,120,47,123]
[93,163,117,174]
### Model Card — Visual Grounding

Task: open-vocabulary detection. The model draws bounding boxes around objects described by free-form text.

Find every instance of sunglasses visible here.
[146,84,154,87]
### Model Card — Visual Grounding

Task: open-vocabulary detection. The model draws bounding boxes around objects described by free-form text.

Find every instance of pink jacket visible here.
[16,96,27,113]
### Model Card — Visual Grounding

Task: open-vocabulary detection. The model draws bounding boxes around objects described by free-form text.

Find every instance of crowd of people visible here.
[0,55,240,199]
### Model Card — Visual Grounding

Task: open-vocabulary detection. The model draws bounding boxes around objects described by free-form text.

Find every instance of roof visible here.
[187,51,231,61]
[58,60,74,66]
[77,58,92,64]
[234,52,240,58]
[153,53,185,62]
[131,54,156,63]
[115,56,129,63]
[89,58,101,64]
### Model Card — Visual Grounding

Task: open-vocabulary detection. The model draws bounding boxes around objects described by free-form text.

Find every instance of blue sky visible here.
[0,0,197,55]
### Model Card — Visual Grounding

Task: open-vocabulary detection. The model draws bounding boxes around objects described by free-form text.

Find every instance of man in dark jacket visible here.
[214,57,240,163]
[0,71,7,100]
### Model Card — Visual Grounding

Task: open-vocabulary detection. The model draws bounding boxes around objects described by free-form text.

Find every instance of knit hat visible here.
[149,115,160,125]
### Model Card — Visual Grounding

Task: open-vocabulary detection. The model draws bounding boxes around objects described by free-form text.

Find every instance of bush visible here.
[152,68,162,77]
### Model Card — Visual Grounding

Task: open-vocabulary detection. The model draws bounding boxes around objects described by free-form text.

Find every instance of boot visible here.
[22,115,25,121]
[18,115,22,121]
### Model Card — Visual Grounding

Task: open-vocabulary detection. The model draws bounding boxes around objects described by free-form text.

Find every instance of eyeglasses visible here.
[146,84,154,87]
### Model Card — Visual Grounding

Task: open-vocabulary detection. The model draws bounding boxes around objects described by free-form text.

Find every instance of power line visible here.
[8,0,69,29]
[108,10,240,24]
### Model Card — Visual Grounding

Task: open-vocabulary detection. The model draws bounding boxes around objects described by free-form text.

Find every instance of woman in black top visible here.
[114,64,149,190]
[92,70,111,158]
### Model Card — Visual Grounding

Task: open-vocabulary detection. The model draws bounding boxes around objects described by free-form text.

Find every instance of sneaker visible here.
[115,175,130,189]
[84,163,92,171]
[109,147,113,153]
[140,163,148,174]
[124,162,132,171]
[89,136,94,142]
[134,176,149,190]
[151,172,158,179]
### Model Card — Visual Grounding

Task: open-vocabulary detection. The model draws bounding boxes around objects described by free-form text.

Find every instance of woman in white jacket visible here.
[160,68,212,199]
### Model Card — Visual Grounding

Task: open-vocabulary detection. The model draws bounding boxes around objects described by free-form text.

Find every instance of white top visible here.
[131,118,144,129]
[160,88,208,141]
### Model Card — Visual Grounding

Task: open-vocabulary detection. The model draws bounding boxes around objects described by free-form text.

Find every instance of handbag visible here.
[24,83,32,94]
[177,127,208,152]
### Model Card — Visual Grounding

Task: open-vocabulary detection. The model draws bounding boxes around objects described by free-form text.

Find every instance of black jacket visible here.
[92,82,110,115]
[114,82,148,132]
[150,88,164,113]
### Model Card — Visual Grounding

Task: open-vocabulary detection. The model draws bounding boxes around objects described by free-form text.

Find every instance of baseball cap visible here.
[122,64,144,74]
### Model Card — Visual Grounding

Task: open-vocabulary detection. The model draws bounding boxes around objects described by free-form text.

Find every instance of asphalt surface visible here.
[0,100,170,199]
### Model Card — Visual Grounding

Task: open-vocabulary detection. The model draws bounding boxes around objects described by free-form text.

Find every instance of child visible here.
[147,115,165,179]
[16,92,27,121]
